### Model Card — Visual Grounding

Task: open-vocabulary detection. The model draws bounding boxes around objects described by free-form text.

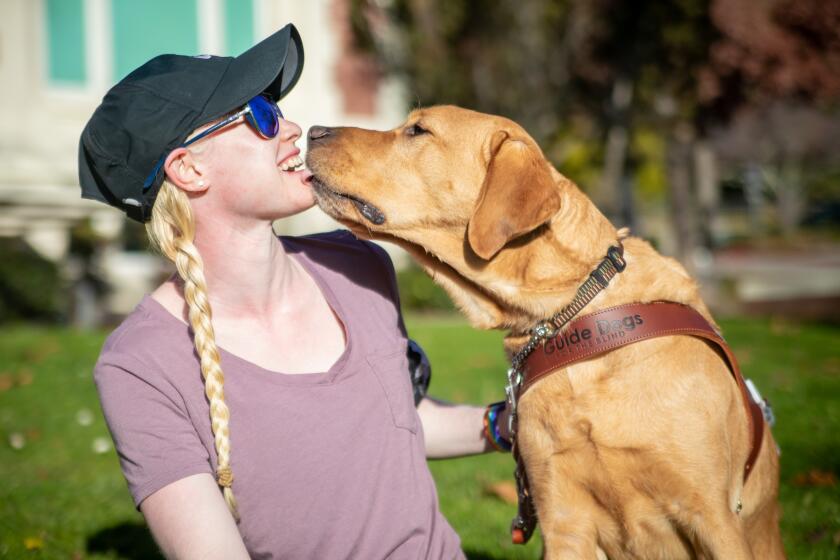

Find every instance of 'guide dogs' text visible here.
[543,314,644,354]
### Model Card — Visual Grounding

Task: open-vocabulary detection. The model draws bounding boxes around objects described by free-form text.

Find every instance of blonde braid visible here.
[146,180,239,519]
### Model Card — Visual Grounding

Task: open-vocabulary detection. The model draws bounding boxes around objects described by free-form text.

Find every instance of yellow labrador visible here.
[305,106,784,559]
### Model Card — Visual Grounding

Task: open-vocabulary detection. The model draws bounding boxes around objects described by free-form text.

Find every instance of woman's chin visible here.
[295,181,317,208]
[278,190,317,218]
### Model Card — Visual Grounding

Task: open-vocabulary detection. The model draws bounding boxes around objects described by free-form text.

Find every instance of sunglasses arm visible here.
[183,107,250,148]
[142,107,250,190]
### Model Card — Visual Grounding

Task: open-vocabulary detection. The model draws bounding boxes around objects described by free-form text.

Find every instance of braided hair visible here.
[146,180,239,519]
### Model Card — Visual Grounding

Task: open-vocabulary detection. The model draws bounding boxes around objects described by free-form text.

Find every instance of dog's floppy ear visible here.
[467,131,561,260]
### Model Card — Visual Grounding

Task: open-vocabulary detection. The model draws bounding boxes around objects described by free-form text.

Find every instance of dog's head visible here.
[306,105,562,261]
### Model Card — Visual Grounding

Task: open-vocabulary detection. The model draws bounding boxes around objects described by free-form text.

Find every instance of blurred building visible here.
[0,0,404,318]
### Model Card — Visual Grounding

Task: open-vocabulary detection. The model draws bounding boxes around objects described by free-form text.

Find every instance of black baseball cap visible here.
[79,24,304,222]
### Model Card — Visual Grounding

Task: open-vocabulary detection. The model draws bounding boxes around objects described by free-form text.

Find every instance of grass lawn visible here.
[1,315,838,559]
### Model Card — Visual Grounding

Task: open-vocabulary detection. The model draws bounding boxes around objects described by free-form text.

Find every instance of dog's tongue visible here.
[353,199,385,225]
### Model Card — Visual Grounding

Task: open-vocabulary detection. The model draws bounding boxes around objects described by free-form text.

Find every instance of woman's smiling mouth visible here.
[278,153,304,171]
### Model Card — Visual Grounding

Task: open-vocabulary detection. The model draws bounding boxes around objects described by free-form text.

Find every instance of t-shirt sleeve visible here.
[94,353,212,509]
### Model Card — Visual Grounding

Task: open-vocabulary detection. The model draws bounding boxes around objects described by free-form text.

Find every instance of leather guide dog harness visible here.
[503,245,770,545]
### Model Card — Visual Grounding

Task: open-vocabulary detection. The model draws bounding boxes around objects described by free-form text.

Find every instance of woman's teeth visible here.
[279,155,304,172]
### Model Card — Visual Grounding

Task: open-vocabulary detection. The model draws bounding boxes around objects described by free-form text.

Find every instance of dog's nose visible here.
[308,126,332,141]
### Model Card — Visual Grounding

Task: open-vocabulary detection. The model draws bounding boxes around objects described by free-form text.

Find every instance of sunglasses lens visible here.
[248,96,279,138]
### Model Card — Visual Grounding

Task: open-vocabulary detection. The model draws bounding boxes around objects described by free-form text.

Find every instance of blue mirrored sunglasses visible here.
[142,94,283,191]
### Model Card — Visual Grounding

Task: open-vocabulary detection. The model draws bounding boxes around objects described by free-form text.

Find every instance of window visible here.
[43,0,251,88]
[111,0,198,80]
[45,0,86,85]
[223,0,254,56]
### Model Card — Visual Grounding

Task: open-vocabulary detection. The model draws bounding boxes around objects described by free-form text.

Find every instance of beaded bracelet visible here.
[483,401,512,452]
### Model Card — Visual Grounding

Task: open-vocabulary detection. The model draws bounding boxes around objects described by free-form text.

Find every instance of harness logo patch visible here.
[543,313,644,354]
[596,314,643,336]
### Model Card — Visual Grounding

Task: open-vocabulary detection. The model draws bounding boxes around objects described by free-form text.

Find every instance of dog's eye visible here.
[405,123,429,137]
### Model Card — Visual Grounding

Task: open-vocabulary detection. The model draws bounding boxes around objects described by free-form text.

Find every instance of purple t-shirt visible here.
[94,231,464,560]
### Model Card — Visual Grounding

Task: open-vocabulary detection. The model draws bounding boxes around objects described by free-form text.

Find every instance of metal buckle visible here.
[745,379,776,427]
[759,399,776,427]
[511,464,537,544]
[607,245,626,272]
[505,367,522,436]
[532,321,556,340]
[510,515,528,545]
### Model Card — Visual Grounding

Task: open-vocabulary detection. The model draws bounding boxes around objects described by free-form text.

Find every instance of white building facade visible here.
[0,0,405,317]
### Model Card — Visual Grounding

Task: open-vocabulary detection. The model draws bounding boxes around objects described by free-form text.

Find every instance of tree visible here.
[349,0,840,258]
[700,0,840,237]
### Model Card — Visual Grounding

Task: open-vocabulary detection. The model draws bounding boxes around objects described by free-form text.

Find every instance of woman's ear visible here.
[164,148,209,193]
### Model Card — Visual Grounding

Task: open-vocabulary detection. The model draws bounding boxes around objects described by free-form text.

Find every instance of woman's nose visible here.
[278,117,302,142]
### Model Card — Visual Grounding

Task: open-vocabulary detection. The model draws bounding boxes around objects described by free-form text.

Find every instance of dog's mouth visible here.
[310,176,386,225]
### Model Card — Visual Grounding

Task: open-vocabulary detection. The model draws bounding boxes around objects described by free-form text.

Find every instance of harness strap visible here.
[521,301,764,479]
[510,301,765,544]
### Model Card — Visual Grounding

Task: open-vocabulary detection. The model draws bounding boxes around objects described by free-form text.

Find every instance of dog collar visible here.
[505,242,626,433]
[504,241,625,544]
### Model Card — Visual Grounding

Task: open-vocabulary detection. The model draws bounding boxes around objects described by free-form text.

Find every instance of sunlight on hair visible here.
[146,180,239,520]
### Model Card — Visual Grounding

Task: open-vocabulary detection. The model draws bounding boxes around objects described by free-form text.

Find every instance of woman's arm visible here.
[140,473,250,560]
[417,397,511,458]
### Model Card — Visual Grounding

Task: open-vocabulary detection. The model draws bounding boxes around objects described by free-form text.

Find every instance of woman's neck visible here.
[189,215,302,321]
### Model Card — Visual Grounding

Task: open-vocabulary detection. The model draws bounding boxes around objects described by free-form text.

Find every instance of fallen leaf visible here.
[769,317,799,336]
[23,536,43,550]
[24,340,60,362]
[793,469,837,488]
[0,374,13,392]
[736,349,752,366]
[17,370,33,386]
[484,480,518,505]
[467,356,495,368]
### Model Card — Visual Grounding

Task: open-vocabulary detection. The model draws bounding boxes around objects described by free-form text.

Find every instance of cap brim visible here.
[201,24,304,123]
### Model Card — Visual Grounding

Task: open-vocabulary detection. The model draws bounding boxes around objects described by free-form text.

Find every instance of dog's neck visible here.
[390,180,623,334]
[372,174,709,346]
[469,184,621,331]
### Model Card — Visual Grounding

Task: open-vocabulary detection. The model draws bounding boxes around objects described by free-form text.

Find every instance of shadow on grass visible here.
[87,521,163,560]
[86,528,529,560]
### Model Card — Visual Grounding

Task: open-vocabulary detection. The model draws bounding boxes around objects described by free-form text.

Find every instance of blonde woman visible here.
[79,24,511,560]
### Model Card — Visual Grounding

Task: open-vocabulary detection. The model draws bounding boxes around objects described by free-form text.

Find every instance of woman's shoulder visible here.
[282,229,382,254]
[282,229,402,311]
[96,295,192,376]
[281,229,392,270]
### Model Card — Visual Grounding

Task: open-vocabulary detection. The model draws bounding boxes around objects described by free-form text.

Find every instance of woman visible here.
[79,24,511,559]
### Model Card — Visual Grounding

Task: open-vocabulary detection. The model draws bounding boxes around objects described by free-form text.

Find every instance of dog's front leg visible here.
[689,506,755,560]
[527,452,609,560]
[516,375,610,559]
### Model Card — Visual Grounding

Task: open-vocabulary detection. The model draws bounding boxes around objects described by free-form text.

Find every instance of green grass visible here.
[1,316,838,558]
